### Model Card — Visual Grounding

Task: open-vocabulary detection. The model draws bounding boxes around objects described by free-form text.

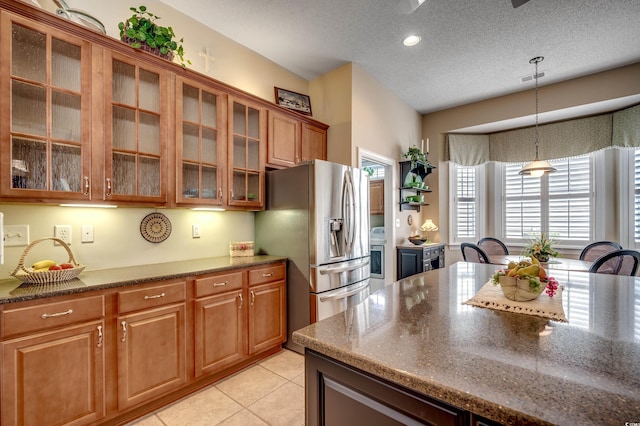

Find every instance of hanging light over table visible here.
[519,56,556,177]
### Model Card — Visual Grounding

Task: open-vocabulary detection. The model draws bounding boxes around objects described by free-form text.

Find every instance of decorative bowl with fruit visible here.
[491,257,559,302]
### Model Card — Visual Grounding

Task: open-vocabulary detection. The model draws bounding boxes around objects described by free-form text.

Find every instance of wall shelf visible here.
[398,160,435,212]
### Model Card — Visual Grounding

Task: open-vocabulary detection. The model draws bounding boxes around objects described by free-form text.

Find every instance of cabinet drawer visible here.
[118,280,186,314]
[1,295,104,339]
[249,263,286,286]
[194,271,244,298]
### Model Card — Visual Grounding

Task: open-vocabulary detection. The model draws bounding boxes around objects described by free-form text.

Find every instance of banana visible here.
[530,256,540,265]
[32,259,56,270]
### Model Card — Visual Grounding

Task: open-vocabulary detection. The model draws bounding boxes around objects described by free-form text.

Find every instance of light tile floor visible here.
[127,349,305,426]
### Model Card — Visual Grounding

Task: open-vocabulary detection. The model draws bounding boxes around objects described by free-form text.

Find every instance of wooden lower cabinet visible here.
[117,303,187,409]
[249,280,286,354]
[1,320,106,426]
[0,261,286,426]
[194,290,246,377]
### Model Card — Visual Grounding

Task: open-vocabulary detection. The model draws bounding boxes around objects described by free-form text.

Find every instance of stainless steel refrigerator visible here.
[255,160,371,353]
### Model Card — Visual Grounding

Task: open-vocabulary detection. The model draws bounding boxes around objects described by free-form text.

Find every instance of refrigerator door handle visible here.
[318,258,370,275]
[342,169,356,257]
[319,280,370,302]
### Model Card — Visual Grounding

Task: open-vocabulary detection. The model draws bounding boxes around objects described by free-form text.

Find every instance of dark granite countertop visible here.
[0,255,286,304]
[293,261,640,425]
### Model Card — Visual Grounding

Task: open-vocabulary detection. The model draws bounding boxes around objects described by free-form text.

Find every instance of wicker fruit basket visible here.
[10,237,86,284]
[498,275,545,302]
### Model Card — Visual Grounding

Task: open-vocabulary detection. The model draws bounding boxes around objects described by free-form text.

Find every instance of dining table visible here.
[488,254,592,272]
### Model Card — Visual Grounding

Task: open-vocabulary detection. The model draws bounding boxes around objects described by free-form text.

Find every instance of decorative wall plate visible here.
[140,212,172,243]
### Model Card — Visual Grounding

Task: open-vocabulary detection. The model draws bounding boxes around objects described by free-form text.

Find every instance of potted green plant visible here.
[402,146,428,170]
[118,5,191,67]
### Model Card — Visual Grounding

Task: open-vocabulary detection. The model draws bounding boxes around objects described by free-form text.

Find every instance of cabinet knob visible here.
[121,321,127,342]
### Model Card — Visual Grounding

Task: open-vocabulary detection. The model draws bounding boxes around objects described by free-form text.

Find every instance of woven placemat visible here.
[464,280,567,322]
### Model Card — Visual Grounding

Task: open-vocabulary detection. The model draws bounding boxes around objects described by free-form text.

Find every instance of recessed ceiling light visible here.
[403,35,421,47]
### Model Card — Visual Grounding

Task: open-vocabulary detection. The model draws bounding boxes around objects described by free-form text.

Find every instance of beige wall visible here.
[66,0,310,104]
[424,62,640,263]
[309,64,353,165]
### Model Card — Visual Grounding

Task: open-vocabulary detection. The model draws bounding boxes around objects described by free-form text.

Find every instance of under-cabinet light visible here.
[191,207,226,211]
[59,204,118,208]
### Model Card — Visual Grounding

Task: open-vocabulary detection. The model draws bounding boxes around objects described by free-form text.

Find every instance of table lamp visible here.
[420,219,438,243]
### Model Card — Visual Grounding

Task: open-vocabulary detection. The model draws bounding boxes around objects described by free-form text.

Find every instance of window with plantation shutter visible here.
[503,155,591,244]
[451,164,479,242]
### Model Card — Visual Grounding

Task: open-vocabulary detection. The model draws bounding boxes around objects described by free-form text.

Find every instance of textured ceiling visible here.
[162,0,640,115]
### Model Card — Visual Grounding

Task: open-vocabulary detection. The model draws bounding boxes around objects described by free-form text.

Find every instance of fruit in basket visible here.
[48,265,62,271]
[32,259,56,270]
[60,263,74,269]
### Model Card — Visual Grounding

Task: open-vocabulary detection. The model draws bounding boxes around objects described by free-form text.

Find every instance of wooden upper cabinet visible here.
[266,109,328,169]
[301,122,327,163]
[176,77,227,206]
[267,109,300,168]
[370,180,384,215]
[103,51,169,205]
[228,96,266,209]
[0,11,93,201]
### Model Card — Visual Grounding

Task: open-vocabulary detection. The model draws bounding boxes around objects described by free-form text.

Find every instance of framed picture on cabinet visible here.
[274,87,312,115]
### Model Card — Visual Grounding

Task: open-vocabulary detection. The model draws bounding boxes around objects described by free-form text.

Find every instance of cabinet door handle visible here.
[230,189,234,200]
[121,321,127,342]
[41,309,73,319]
[218,188,223,201]
[105,178,112,196]
[144,292,165,300]
[250,290,255,305]
[213,281,228,287]
[238,293,243,309]
[262,273,273,277]
[83,176,90,196]
[97,325,103,347]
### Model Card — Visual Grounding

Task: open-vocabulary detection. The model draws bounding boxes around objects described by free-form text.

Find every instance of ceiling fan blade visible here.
[396,0,426,15]
[511,0,530,8]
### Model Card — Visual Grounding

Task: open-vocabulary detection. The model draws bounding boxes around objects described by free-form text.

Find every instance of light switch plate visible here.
[192,224,201,238]
[4,224,29,247]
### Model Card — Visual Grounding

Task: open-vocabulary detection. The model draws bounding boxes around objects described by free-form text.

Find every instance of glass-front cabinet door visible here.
[228,97,265,209]
[176,77,226,206]
[104,52,168,204]
[0,12,91,200]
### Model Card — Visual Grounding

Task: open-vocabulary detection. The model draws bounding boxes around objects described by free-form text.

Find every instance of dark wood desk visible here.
[489,254,592,272]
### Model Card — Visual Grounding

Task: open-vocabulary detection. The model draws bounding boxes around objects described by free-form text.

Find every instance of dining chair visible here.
[477,237,509,255]
[588,249,640,276]
[461,243,490,264]
[579,241,623,262]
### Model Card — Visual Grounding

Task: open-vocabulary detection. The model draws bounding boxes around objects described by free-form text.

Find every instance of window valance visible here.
[447,103,640,166]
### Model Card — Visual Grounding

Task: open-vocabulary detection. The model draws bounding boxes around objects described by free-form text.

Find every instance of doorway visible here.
[358,149,395,292]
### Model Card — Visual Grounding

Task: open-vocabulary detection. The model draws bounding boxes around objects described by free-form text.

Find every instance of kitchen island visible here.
[293,262,640,425]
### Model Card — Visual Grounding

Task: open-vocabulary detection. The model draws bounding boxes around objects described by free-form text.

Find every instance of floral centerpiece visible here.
[523,232,559,263]
[492,257,559,301]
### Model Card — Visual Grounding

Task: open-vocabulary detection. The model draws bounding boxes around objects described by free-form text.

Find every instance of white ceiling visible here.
[163,0,640,118]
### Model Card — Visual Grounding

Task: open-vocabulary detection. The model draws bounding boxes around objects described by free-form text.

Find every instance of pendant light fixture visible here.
[519,56,556,177]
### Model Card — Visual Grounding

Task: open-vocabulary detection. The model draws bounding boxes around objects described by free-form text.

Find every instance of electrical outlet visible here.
[54,225,72,245]
[81,225,94,243]
[3,224,29,247]
[192,224,201,238]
